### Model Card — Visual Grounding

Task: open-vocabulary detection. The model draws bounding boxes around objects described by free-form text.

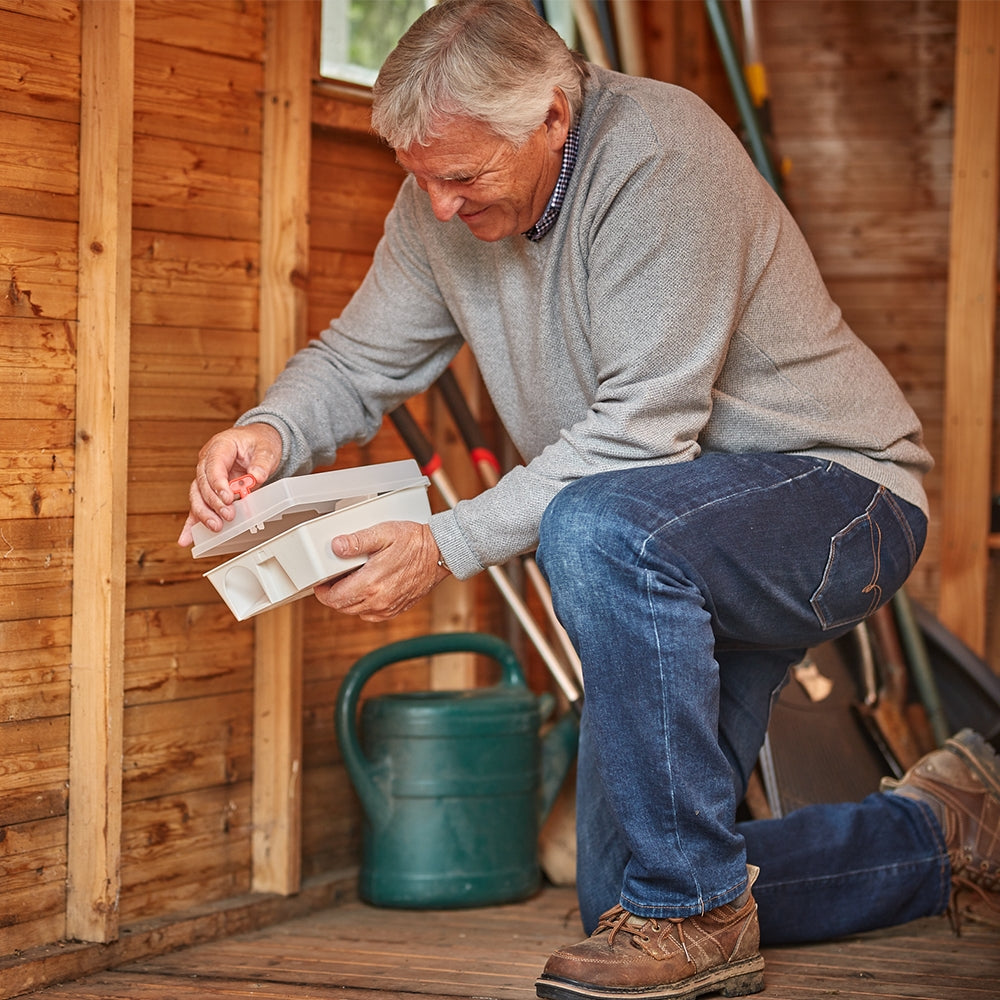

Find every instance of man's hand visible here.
[314,520,450,622]
[177,423,283,547]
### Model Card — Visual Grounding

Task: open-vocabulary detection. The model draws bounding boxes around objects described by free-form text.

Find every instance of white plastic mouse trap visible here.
[190,460,431,621]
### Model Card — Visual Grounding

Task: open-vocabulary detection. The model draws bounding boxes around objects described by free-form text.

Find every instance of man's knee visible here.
[537,478,591,581]
[538,473,635,586]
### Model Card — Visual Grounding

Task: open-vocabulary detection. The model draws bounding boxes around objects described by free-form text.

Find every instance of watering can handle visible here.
[334,632,528,828]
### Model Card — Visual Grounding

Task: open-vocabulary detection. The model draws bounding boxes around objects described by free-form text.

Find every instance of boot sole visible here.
[535,954,765,1000]
[948,729,1000,793]
[881,729,1000,798]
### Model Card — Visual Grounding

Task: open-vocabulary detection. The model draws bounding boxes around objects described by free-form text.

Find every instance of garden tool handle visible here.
[432,369,585,690]
[388,404,583,712]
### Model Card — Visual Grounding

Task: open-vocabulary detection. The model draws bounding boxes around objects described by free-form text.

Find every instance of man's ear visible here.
[544,88,572,150]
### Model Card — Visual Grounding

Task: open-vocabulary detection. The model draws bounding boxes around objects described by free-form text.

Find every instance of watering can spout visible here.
[540,707,580,823]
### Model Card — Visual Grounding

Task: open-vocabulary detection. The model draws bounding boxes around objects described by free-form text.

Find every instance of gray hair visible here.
[371,0,589,150]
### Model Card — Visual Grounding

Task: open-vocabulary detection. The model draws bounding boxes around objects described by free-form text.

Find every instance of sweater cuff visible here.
[429,509,484,580]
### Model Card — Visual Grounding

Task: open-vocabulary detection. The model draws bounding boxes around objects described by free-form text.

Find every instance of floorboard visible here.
[17,885,1000,1000]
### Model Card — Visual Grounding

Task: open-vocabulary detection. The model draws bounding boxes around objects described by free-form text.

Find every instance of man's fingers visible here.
[331,528,385,559]
[318,521,443,621]
[188,475,229,529]
[179,424,284,546]
[177,513,198,548]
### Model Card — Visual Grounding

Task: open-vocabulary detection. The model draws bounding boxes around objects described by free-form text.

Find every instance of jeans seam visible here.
[638,459,827,541]
[757,856,949,893]
[641,563,704,912]
[621,869,748,918]
[880,487,920,567]
[906,796,953,911]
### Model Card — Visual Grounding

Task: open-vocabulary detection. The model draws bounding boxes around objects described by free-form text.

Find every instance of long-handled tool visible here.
[433,368,584,688]
[866,602,925,772]
[892,587,950,748]
[704,0,784,199]
[738,0,774,153]
[390,399,584,887]
[850,619,905,778]
[570,0,612,68]
[611,0,646,77]
[388,403,583,714]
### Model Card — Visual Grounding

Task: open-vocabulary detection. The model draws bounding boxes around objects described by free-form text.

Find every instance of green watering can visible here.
[335,631,579,909]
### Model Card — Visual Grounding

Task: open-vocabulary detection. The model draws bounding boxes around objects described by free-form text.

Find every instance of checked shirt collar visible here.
[522,126,580,242]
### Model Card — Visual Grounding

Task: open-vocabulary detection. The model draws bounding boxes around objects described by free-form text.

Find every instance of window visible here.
[320,0,433,88]
[319,0,577,89]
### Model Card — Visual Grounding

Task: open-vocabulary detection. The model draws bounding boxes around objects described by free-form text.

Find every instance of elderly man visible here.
[181,2,1000,997]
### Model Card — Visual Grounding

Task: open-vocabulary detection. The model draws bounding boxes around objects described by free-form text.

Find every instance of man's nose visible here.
[425,179,464,221]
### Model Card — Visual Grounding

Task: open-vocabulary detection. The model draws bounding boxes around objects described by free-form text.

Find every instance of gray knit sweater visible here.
[238,66,932,580]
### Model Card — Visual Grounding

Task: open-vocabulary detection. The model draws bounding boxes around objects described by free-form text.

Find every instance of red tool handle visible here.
[434,368,585,693]
[435,368,502,484]
[389,406,442,478]
[387,399,583,711]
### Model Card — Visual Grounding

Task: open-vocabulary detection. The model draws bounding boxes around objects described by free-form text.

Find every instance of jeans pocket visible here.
[810,486,920,631]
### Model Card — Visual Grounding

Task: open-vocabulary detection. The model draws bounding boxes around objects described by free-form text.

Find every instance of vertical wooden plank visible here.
[68,0,135,942]
[938,0,1000,656]
[252,0,312,895]
[613,0,647,78]
[430,348,481,689]
[641,0,679,84]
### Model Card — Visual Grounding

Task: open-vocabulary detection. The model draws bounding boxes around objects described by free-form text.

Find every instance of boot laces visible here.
[948,853,1000,935]
[595,906,692,963]
[669,918,693,964]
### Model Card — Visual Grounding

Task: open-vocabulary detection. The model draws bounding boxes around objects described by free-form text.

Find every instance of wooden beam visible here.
[613,0,647,78]
[252,0,313,895]
[430,348,482,689]
[68,0,135,943]
[938,0,1000,656]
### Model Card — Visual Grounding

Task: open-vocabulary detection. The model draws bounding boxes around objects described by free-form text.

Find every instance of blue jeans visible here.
[536,453,947,945]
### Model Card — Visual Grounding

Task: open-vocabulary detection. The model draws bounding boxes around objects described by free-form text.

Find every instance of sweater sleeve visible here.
[236,179,465,478]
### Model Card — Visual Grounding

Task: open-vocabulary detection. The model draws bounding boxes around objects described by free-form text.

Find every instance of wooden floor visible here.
[16,885,1000,1000]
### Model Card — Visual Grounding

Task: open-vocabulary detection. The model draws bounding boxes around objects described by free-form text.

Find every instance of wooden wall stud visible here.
[938,0,1000,656]
[68,0,135,943]
[252,0,313,895]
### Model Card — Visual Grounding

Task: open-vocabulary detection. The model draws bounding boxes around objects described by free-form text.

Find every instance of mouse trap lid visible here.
[190,459,429,559]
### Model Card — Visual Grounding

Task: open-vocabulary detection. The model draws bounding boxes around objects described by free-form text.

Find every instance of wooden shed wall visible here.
[3,0,83,957]
[1,0,995,996]
[0,0,447,978]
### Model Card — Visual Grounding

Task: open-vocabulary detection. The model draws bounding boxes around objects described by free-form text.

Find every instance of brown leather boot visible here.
[535,866,764,1000]
[880,728,1000,931]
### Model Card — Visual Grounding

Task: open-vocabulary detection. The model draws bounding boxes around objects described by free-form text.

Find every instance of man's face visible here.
[395,109,568,243]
